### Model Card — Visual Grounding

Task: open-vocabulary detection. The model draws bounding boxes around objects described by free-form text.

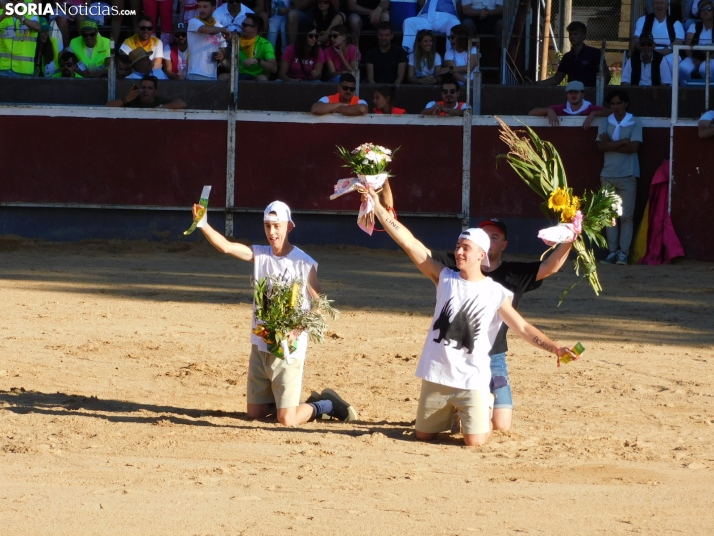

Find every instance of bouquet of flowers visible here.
[331,143,398,235]
[496,117,623,305]
[252,275,338,361]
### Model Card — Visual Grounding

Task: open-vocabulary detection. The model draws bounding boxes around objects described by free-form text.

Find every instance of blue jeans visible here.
[489,352,513,409]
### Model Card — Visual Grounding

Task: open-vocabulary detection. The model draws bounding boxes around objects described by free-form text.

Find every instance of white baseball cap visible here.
[263,201,294,226]
[458,228,491,267]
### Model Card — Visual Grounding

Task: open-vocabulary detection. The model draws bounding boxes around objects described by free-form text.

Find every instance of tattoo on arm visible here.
[385,217,400,231]
[533,336,556,353]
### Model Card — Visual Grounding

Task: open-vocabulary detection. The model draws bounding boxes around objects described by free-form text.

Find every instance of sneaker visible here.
[600,251,619,264]
[320,388,358,422]
[305,390,322,404]
[616,251,628,265]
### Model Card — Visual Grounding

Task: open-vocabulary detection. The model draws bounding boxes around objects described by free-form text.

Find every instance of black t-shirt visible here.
[430,251,543,355]
[123,95,173,108]
[557,44,601,88]
[364,44,408,83]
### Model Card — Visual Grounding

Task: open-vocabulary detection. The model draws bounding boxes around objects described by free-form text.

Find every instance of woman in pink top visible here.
[324,24,360,82]
[279,26,325,81]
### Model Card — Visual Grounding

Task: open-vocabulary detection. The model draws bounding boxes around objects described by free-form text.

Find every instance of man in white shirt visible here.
[187,0,231,80]
[633,0,685,72]
[622,33,673,86]
[461,0,503,38]
[214,0,254,32]
[125,47,169,80]
[365,190,577,447]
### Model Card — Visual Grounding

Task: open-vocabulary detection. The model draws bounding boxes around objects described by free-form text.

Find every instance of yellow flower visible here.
[571,196,580,210]
[548,188,571,212]
[561,205,577,222]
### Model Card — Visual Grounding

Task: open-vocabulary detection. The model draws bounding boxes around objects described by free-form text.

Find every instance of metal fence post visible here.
[108,41,116,102]
[226,33,240,237]
[230,33,239,107]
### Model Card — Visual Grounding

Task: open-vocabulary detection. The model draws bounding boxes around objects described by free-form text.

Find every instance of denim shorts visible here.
[489,352,513,409]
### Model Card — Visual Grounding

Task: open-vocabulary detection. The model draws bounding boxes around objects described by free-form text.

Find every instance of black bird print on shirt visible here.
[432,297,484,354]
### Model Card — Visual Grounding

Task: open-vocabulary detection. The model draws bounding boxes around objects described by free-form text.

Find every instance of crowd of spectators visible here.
[2,0,714,118]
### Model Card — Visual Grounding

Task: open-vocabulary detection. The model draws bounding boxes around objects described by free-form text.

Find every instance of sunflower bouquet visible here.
[331,143,399,235]
[496,117,623,305]
[252,275,338,360]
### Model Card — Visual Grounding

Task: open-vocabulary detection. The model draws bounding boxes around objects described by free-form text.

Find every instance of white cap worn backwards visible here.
[458,228,491,267]
[263,201,294,226]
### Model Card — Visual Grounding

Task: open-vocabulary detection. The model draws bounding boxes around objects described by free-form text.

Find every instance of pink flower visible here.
[572,210,583,234]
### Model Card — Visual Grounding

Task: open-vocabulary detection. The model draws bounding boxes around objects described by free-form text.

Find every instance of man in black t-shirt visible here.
[364,21,408,84]
[429,218,573,432]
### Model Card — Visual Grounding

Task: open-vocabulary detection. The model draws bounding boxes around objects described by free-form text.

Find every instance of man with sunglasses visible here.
[187,0,232,81]
[51,51,83,78]
[67,20,111,79]
[622,33,672,86]
[215,0,255,32]
[164,23,190,80]
[120,15,165,71]
[421,75,469,116]
[311,73,368,115]
[238,14,277,80]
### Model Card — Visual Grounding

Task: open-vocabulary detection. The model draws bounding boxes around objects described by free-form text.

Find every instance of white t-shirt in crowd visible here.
[700,110,714,122]
[163,44,189,73]
[318,96,368,105]
[444,46,478,80]
[686,21,713,44]
[621,56,673,85]
[187,17,227,79]
[416,269,512,391]
[120,36,165,62]
[634,16,685,50]
[408,52,443,77]
[251,245,317,360]
[214,3,254,33]
[461,0,502,11]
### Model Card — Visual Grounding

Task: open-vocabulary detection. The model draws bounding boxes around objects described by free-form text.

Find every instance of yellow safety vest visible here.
[0,7,38,75]
[70,34,111,71]
[0,14,13,71]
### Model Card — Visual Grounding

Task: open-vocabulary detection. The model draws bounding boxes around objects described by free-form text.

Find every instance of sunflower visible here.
[571,196,580,210]
[561,205,577,222]
[548,188,571,212]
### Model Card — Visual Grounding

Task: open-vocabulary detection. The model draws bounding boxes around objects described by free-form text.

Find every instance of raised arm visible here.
[193,204,254,261]
[368,189,444,283]
[498,298,576,366]
[536,241,572,280]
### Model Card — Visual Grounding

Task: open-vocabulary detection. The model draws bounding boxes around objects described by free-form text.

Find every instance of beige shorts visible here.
[247,344,305,409]
[415,380,493,435]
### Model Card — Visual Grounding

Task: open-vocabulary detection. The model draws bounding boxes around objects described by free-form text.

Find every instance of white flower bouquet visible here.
[330,143,399,235]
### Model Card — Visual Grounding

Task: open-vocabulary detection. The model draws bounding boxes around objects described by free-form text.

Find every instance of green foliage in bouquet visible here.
[252,275,339,359]
[336,143,399,176]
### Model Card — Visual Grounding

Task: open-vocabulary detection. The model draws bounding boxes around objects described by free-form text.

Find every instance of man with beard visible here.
[120,15,165,71]
[421,75,469,116]
[51,52,83,78]
[107,75,186,108]
[164,23,190,80]
[187,0,232,81]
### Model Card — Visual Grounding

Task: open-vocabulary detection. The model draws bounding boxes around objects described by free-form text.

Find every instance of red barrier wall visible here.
[672,126,713,262]
[234,122,463,214]
[0,117,227,207]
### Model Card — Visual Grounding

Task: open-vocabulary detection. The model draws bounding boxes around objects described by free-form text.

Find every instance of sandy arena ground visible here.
[1,237,713,535]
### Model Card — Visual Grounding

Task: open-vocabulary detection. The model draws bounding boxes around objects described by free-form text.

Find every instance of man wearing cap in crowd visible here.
[427,219,574,433]
[164,22,190,80]
[126,47,169,80]
[34,17,60,77]
[107,74,187,108]
[191,199,359,426]
[365,189,577,446]
[528,81,609,127]
[52,51,84,78]
[67,20,111,78]
[622,33,672,86]
[120,15,165,71]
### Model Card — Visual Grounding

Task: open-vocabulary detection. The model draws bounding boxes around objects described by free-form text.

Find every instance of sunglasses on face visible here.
[442,88,457,94]
[340,85,356,92]
[175,32,187,37]
[307,33,317,38]
[242,22,256,28]
[640,42,654,47]
[448,35,457,40]
[139,26,153,31]
[83,32,97,37]
[702,5,713,10]
[61,62,75,67]
[329,34,340,39]
[318,0,330,3]
[228,0,239,3]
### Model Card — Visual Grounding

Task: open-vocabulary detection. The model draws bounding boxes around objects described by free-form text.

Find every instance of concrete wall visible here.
[0,78,709,118]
